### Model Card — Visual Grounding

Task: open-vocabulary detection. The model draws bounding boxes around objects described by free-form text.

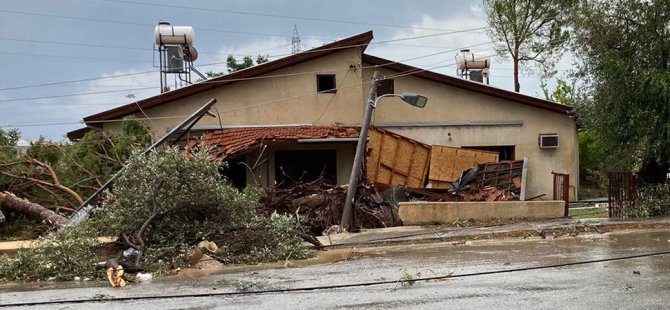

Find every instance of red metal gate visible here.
[552,172,570,217]
[608,171,636,217]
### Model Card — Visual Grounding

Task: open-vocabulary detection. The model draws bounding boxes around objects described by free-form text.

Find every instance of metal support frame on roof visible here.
[66,98,218,225]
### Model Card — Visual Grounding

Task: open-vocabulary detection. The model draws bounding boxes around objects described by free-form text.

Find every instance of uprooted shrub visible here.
[0,147,310,282]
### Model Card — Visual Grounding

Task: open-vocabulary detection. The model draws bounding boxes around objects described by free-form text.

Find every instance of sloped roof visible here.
[362,54,572,115]
[82,31,374,124]
[197,125,360,160]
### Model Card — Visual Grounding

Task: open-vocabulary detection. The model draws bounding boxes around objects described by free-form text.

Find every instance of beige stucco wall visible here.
[399,201,566,225]
[361,66,579,200]
[105,47,366,137]
[99,47,578,199]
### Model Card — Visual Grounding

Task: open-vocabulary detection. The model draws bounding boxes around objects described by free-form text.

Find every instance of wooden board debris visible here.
[366,127,431,189]
[428,146,499,189]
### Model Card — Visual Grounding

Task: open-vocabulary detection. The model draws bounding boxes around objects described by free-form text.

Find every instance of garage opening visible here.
[275,150,337,187]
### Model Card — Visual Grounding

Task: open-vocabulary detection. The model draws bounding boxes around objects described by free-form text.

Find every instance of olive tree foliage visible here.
[484,0,575,92]
[0,147,308,281]
[571,0,670,182]
[91,147,253,266]
[91,146,307,269]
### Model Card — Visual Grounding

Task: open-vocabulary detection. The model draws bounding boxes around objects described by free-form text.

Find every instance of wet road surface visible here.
[1,229,669,309]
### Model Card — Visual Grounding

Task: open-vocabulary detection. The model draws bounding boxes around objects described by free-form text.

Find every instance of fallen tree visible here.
[0,147,311,282]
[0,192,67,225]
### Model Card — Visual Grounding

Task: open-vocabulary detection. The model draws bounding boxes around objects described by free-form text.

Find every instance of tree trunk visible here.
[513,57,521,92]
[0,192,67,226]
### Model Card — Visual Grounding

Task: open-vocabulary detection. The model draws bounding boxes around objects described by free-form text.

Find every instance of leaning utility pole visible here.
[340,71,381,231]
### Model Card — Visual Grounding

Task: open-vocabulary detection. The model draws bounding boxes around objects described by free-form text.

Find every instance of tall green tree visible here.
[484,0,574,92]
[571,0,670,182]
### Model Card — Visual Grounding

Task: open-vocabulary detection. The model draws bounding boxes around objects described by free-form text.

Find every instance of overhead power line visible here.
[0,27,491,92]
[0,250,666,307]
[1,45,492,128]
[103,0,487,32]
[0,41,489,104]
[0,37,291,58]
[0,9,329,40]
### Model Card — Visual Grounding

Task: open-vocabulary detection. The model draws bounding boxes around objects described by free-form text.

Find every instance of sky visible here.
[0,0,574,141]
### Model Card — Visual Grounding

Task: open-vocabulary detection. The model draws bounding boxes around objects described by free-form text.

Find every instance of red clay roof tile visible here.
[200,125,360,160]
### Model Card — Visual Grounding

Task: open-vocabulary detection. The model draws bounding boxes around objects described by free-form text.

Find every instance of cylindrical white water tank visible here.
[155,22,195,46]
[456,50,490,70]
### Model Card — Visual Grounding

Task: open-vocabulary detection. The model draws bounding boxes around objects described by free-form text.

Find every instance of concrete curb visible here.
[316,218,670,249]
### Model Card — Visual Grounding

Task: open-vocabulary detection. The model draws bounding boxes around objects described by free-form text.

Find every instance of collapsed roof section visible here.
[193,125,360,160]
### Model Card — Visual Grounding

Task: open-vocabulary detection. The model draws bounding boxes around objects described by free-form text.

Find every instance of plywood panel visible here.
[366,127,431,188]
[428,146,498,188]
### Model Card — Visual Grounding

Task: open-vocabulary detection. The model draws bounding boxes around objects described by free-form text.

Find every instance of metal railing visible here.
[608,171,637,217]
[552,172,570,217]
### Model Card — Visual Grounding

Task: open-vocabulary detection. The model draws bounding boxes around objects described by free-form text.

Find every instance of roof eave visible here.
[83,31,374,123]
[362,54,572,115]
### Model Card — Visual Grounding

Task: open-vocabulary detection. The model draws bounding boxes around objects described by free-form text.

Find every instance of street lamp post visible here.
[339,71,428,231]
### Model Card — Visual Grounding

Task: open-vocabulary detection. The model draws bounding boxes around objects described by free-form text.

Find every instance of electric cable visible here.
[0,42,491,103]
[0,47,494,128]
[0,32,491,91]
[0,250,666,307]
[102,0,489,32]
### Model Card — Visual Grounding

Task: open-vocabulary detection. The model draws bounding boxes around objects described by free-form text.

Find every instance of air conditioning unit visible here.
[539,134,559,148]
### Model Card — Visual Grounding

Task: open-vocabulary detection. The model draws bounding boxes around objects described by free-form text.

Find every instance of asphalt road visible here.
[1,229,669,309]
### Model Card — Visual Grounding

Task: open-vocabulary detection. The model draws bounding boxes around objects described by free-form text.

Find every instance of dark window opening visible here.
[462,145,516,161]
[376,78,395,96]
[275,150,337,187]
[219,157,247,191]
[317,75,336,93]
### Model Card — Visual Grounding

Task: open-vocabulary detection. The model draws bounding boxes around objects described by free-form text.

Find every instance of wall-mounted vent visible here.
[376,78,395,96]
[539,134,559,148]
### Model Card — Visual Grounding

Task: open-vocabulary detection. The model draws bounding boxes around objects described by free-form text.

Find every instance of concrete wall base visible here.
[399,201,565,225]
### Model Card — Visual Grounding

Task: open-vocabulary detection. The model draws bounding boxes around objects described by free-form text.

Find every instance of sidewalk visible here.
[316,217,670,248]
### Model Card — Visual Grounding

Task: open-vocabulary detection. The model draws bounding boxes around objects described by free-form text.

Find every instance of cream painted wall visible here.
[361,66,579,200]
[99,47,578,200]
[108,47,367,137]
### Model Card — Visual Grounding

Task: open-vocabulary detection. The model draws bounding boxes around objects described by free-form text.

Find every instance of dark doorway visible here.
[275,150,337,187]
[463,145,515,161]
[219,157,247,190]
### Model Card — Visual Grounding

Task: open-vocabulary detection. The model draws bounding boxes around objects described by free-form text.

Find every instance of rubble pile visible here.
[260,176,398,235]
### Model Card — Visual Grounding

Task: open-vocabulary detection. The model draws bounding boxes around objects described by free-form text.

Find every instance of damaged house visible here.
[68,31,578,201]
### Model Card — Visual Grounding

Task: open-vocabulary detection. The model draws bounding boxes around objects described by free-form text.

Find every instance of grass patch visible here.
[569,207,608,218]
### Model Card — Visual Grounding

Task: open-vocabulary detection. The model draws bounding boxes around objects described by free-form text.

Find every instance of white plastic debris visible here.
[136,272,153,283]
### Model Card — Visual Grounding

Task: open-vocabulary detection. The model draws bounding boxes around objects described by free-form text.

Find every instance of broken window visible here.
[274,150,337,187]
[317,75,336,93]
[462,145,515,161]
[219,157,247,191]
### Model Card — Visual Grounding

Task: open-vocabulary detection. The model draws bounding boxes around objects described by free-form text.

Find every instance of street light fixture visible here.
[340,71,428,232]
[372,93,429,108]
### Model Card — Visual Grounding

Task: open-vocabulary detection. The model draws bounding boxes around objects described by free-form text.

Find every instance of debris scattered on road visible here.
[106,266,126,288]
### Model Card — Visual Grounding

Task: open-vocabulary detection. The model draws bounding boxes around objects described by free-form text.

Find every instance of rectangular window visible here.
[462,145,516,161]
[317,75,336,93]
[376,78,395,96]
